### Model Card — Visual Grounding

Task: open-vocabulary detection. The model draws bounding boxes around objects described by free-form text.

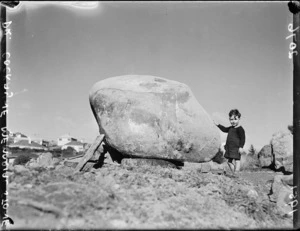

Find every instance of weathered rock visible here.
[282,155,293,173]
[271,130,293,172]
[14,165,31,176]
[247,189,259,200]
[269,174,293,216]
[37,152,53,168]
[89,75,220,162]
[257,144,273,168]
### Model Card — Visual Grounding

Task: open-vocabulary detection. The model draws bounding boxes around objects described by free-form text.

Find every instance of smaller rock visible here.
[271,130,293,172]
[269,174,294,216]
[37,152,53,168]
[247,189,259,200]
[27,162,40,169]
[257,144,273,168]
[14,165,30,174]
[24,184,33,189]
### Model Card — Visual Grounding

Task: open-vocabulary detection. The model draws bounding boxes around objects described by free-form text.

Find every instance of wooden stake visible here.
[73,134,105,173]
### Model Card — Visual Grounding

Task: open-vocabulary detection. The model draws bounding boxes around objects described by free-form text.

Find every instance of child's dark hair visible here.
[229,109,241,118]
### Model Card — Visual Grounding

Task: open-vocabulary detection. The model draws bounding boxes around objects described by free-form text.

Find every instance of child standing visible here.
[214,109,246,173]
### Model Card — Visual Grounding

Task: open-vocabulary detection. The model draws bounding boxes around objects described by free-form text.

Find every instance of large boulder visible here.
[257,144,273,168]
[89,75,220,162]
[271,130,293,172]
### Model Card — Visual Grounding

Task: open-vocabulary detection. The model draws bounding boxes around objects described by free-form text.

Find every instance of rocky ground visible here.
[6,159,293,230]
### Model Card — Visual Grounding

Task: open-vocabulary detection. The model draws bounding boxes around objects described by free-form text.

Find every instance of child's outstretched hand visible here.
[239,147,244,154]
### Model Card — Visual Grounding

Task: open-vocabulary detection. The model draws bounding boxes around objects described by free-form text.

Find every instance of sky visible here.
[6,1,293,151]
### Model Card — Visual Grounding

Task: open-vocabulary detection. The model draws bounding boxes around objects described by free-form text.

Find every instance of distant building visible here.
[62,140,84,152]
[32,138,50,147]
[57,134,77,146]
[8,139,48,151]
[12,132,28,143]
[48,140,58,147]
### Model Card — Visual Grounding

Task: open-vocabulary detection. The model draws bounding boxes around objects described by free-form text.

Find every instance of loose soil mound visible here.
[7,163,292,229]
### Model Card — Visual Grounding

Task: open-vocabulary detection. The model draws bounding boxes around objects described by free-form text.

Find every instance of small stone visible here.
[247,189,258,199]
[24,184,33,189]
[37,152,53,168]
[14,165,30,174]
[28,162,40,169]
[113,184,120,190]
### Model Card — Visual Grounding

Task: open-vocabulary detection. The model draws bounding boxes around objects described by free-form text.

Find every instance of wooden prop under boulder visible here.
[73,134,105,173]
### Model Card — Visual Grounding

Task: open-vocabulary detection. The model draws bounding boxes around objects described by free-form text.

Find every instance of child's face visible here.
[229,115,240,127]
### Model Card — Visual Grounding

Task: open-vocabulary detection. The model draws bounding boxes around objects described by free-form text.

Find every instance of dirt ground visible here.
[6,161,292,229]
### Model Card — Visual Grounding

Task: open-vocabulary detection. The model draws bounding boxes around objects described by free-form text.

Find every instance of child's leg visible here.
[220,143,226,155]
[227,158,235,173]
[235,160,241,172]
